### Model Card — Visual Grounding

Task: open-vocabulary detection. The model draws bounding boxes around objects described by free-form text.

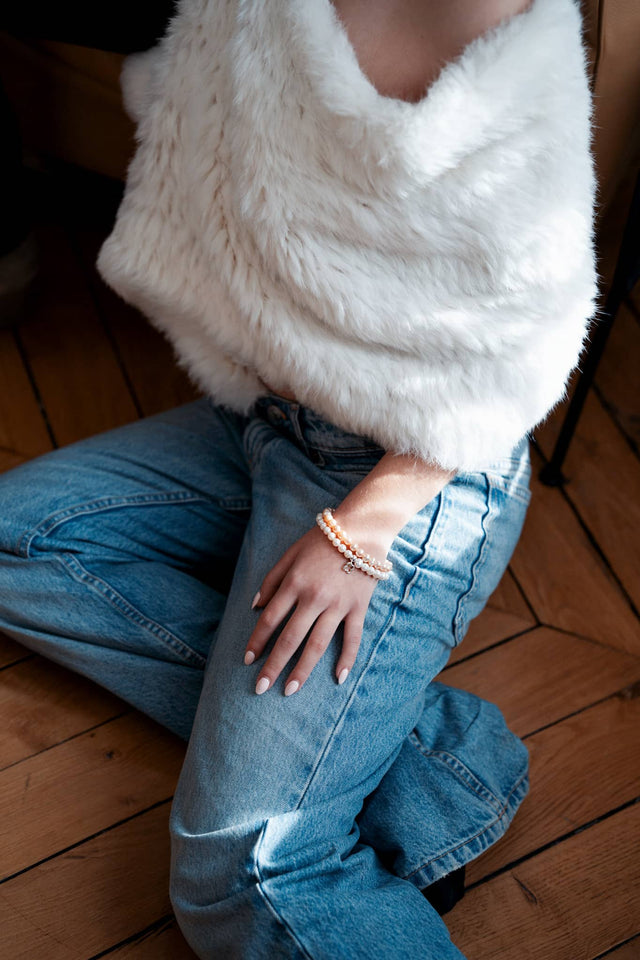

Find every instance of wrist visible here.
[330,505,397,557]
[331,451,455,548]
[316,508,393,581]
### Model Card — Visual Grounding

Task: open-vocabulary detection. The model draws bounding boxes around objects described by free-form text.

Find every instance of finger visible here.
[335,610,366,685]
[282,610,342,696]
[245,586,298,666]
[254,603,321,694]
[252,540,302,609]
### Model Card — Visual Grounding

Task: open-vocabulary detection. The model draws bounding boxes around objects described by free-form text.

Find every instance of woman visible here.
[0,0,597,956]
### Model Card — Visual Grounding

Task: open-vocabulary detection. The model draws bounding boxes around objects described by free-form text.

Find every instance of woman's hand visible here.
[244,522,390,696]
[243,449,456,697]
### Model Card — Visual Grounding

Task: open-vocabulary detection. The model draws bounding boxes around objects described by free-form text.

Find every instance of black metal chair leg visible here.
[539,167,640,487]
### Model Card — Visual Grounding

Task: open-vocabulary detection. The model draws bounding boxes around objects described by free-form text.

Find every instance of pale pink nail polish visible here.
[284,680,300,697]
[244,650,256,665]
[251,591,261,609]
[255,677,270,695]
[338,668,349,685]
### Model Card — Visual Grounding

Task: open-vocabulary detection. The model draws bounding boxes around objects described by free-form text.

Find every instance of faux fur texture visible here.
[97,0,599,471]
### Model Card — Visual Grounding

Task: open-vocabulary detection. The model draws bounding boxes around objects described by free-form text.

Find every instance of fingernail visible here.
[251,591,261,609]
[338,668,349,685]
[244,650,256,665]
[284,680,300,697]
[255,676,270,695]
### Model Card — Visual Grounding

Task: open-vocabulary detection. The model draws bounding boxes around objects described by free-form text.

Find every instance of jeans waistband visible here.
[252,395,531,487]
[252,395,386,466]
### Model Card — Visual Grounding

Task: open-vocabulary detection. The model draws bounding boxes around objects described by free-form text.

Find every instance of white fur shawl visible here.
[97,0,599,472]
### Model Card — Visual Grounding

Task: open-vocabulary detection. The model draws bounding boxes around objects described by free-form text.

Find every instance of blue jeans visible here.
[0,395,532,959]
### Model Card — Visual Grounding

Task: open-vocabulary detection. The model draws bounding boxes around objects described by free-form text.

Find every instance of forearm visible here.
[333,452,457,555]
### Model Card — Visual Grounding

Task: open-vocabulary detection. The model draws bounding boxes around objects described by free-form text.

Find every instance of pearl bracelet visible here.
[315,508,392,580]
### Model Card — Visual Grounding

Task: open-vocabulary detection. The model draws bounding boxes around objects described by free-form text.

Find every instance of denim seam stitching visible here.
[291,491,449,813]
[452,477,492,645]
[306,445,384,457]
[18,492,213,558]
[53,552,208,668]
[254,824,315,960]
[401,766,530,881]
[406,738,504,813]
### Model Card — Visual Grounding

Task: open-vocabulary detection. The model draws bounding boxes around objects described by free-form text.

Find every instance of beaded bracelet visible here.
[315,508,392,580]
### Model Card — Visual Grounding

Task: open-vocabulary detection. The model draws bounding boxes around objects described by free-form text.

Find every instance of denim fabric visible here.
[0,395,532,959]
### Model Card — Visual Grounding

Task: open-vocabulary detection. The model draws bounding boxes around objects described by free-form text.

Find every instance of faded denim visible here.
[0,395,532,958]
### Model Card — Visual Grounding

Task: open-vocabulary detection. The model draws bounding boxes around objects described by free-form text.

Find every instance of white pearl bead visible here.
[338,543,346,553]
[344,550,353,559]
[354,558,362,568]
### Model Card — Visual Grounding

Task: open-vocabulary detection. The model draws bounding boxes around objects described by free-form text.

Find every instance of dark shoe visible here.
[422,865,466,916]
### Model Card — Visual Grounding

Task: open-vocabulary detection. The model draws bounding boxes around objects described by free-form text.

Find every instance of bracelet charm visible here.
[315,508,392,581]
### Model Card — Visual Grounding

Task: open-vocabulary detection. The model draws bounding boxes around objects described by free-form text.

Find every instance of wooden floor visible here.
[1,163,639,960]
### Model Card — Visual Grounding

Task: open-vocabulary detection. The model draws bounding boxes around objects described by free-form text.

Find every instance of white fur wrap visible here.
[97,0,599,472]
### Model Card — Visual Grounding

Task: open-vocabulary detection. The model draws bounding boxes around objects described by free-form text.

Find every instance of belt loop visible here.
[289,403,308,452]
[296,404,325,465]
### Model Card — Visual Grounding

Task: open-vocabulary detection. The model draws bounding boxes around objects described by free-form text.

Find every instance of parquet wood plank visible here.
[535,390,640,617]
[594,300,640,450]
[488,568,534,621]
[0,329,51,474]
[72,225,199,418]
[101,919,195,959]
[0,658,124,769]
[510,446,640,656]
[448,607,533,665]
[18,221,138,447]
[448,803,640,960]
[467,688,640,882]
[448,569,537,664]
[534,297,640,458]
[0,35,133,181]
[442,626,640,738]
[0,714,183,879]
[0,805,171,960]
[0,635,30,670]
[599,937,640,960]
[95,294,198,418]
